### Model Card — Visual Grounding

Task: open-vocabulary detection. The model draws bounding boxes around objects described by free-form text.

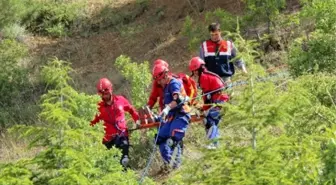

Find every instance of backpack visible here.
[173,73,198,104]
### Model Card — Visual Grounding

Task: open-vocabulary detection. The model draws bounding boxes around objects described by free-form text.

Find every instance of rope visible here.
[191,70,289,100]
[138,118,162,184]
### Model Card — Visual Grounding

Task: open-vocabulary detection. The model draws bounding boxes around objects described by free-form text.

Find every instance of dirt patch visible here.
[28,0,297,95]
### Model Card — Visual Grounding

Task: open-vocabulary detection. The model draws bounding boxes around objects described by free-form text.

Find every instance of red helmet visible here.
[189,57,205,71]
[96,78,113,94]
[152,65,168,80]
[154,59,169,68]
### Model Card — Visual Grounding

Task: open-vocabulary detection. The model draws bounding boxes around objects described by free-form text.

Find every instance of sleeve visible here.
[231,41,237,59]
[147,82,159,109]
[123,97,140,122]
[231,42,246,70]
[199,45,205,60]
[169,81,182,96]
[90,112,101,126]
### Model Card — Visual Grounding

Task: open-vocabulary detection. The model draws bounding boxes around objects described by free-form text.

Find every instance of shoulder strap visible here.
[203,70,225,84]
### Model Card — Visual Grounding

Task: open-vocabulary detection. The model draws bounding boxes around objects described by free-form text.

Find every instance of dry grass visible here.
[0,133,43,164]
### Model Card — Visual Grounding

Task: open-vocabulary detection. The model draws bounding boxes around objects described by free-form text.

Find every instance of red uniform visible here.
[91,95,139,142]
[147,81,165,111]
[198,70,229,110]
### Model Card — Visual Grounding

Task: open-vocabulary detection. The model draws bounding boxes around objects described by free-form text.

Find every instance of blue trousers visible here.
[204,106,222,142]
[157,114,190,167]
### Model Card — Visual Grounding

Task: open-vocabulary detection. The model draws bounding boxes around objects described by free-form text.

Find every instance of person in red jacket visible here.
[147,59,197,112]
[90,78,141,168]
[189,57,229,149]
[147,59,168,111]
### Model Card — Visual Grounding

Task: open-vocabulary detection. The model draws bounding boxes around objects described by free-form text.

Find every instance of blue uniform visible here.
[156,78,190,168]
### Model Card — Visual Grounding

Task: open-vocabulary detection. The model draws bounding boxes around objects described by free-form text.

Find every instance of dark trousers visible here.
[103,135,129,166]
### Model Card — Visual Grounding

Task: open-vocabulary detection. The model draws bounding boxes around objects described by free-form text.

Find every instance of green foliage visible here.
[282,74,336,137]
[181,15,205,51]
[2,23,27,40]
[167,132,323,185]
[288,30,336,77]
[4,58,154,185]
[166,31,335,184]
[300,0,336,34]
[182,10,239,51]
[0,39,28,106]
[321,127,336,184]
[0,0,28,27]
[205,9,239,33]
[0,161,33,185]
[22,0,86,37]
[114,55,161,171]
[87,0,148,32]
[41,58,73,89]
[114,55,152,108]
[243,0,286,32]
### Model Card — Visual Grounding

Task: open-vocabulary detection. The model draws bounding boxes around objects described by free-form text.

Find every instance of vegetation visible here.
[0,0,335,184]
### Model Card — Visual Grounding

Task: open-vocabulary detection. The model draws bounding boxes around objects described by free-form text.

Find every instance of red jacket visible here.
[90,95,139,142]
[147,81,165,111]
[147,73,197,111]
[199,70,229,110]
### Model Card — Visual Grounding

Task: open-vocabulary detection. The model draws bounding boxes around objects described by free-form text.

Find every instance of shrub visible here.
[4,58,155,184]
[288,31,336,77]
[0,39,28,106]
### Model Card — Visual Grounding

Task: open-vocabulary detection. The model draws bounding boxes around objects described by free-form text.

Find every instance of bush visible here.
[4,58,155,184]
[182,9,239,51]
[22,0,86,37]
[2,23,27,41]
[243,0,286,33]
[288,31,336,77]
[300,0,336,34]
[0,0,28,27]
[0,39,28,106]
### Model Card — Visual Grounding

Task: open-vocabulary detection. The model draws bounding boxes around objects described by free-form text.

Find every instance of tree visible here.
[243,0,286,33]
[4,58,154,185]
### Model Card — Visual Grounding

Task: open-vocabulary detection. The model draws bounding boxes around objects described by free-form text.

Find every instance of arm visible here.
[231,42,248,74]
[161,81,183,115]
[123,98,140,122]
[199,45,205,60]
[166,81,181,109]
[147,82,159,109]
[90,113,101,126]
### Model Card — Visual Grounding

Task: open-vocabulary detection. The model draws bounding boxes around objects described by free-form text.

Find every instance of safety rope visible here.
[138,118,162,184]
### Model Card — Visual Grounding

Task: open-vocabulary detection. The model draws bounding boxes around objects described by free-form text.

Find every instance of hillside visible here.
[1,0,335,184]
[28,0,299,94]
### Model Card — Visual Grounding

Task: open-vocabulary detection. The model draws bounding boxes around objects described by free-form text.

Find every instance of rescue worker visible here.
[90,78,141,168]
[147,59,197,112]
[188,57,229,149]
[147,59,169,111]
[152,64,191,171]
[199,22,247,83]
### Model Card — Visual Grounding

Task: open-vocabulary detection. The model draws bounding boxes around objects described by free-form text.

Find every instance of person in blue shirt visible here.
[152,64,191,172]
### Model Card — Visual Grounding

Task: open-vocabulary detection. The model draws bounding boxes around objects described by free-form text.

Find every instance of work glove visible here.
[160,105,171,118]
[206,93,212,101]
[183,96,190,103]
